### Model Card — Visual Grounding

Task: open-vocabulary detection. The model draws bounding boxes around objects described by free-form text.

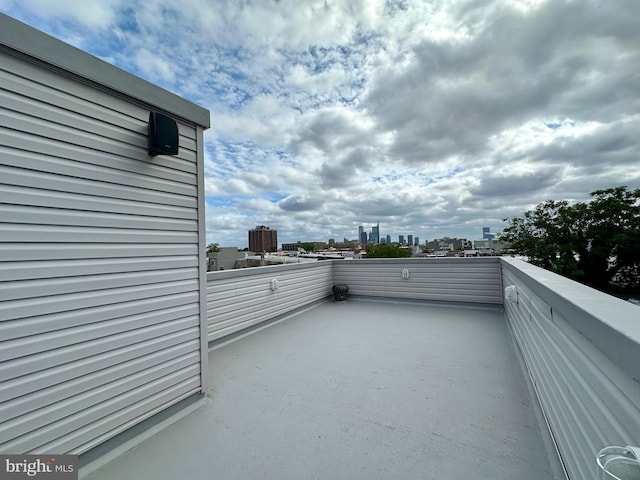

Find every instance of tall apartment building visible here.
[248,225,278,253]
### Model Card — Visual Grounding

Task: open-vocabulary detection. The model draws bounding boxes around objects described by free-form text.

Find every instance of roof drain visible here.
[332,284,349,301]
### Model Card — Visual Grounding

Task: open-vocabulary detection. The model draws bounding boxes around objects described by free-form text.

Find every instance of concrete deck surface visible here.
[82,298,565,480]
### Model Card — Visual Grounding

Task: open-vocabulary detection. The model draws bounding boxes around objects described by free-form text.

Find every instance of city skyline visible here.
[237,222,491,250]
[3,1,638,247]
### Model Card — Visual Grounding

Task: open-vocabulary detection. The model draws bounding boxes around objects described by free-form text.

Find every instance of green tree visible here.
[579,187,640,291]
[207,243,219,253]
[366,244,413,258]
[500,186,640,292]
[300,242,316,253]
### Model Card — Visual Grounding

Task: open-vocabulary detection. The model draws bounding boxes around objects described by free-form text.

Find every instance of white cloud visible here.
[133,48,176,84]
[1,0,120,28]
[2,0,639,247]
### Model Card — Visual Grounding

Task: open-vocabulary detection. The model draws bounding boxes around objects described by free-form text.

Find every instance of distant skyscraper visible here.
[358,225,364,242]
[414,237,419,246]
[360,231,368,244]
[399,235,405,245]
[386,234,391,244]
[248,225,278,252]
[483,227,496,240]
[407,235,413,246]
[370,223,380,244]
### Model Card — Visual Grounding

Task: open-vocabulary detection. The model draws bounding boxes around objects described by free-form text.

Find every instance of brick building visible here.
[248,225,278,252]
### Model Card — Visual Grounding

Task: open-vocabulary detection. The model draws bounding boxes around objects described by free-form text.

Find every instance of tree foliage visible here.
[300,242,317,253]
[365,244,413,258]
[500,186,640,292]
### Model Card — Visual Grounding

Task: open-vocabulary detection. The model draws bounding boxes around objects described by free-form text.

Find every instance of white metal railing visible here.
[501,257,640,480]
[206,261,333,342]
[332,257,503,304]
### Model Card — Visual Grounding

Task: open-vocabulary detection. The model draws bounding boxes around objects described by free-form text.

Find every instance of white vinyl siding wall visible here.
[0,43,206,455]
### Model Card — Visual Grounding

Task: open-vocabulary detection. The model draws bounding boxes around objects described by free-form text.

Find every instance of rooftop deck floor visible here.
[82,298,565,479]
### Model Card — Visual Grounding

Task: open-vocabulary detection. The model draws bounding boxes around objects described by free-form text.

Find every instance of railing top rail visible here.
[206,259,332,281]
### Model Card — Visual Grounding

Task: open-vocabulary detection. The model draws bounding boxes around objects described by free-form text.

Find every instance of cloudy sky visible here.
[2,0,639,247]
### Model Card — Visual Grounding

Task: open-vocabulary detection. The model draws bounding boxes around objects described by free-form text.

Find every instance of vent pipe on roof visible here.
[332,284,349,301]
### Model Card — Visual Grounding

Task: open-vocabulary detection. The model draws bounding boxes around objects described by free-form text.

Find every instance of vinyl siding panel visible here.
[0,144,197,196]
[2,204,197,230]
[1,184,197,219]
[333,258,503,304]
[0,40,206,456]
[0,223,198,243]
[0,256,199,281]
[1,355,200,440]
[0,244,198,261]
[206,262,333,341]
[0,332,200,401]
[0,343,198,416]
[2,268,199,301]
[0,163,197,208]
[501,258,640,480]
[3,375,200,454]
[4,280,199,320]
